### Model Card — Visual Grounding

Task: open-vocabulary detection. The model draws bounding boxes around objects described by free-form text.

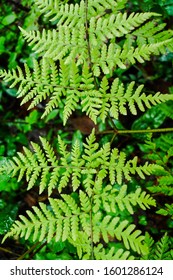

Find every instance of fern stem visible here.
[0,246,20,257]
[17,241,40,260]
[85,0,98,90]
[89,196,94,260]
[98,127,173,135]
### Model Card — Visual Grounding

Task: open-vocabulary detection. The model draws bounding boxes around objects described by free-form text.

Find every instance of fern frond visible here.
[93,182,156,215]
[35,0,128,23]
[2,130,164,197]
[148,185,173,196]
[108,78,173,120]
[133,20,173,47]
[68,231,91,260]
[2,197,80,244]
[141,232,155,260]
[157,203,173,219]
[92,214,148,255]
[4,195,148,257]
[108,147,163,185]
[94,244,135,260]
[71,143,85,191]
[1,0,173,260]
[18,8,173,76]
[1,47,173,125]
[115,185,156,214]
[90,12,159,41]
[114,220,148,254]
[19,26,88,64]
[142,232,173,260]
[153,233,172,260]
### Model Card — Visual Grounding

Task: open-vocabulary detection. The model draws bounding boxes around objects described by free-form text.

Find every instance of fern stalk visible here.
[98,127,173,135]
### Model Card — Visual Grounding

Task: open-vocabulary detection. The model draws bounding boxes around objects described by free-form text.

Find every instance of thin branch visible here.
[89,196,94,260]
[0,246,20,256]
[17,241,40,260]
[97,127,173,135]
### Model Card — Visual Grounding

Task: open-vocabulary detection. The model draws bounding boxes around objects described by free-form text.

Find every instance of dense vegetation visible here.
[0,0,173,260]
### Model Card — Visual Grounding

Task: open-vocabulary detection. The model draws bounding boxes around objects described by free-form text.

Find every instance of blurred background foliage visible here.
[0,0,173,259]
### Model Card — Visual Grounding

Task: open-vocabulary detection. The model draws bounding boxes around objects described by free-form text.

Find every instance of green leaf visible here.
[25,110,39,125]
[2,13,17,26]
[45,109,59,123]
[0,36,5,53]
[5,88,17,97]
[0,204,18,234]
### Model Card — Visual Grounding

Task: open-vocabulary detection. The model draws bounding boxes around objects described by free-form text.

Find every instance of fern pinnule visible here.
[71,141,84,191]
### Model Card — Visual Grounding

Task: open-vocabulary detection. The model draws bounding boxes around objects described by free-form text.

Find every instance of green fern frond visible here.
[160,101,173,120]
[115,185,156,214]
[108,147,163,185]
[2,197,80,244]
[108,78,173,120]
[153,233,172,260]
[158,175,173,187]
[90,12,159,41]
[35,0,128,23]
[157,204,173,219]
[18,8,173,75]
[1,63,172,124]
[113,219,148,255]
[80,63,102,123]
[142,233,173,260]
[1,0,173,260]
[94,244,135,260]
[93,180,156,215]
[148,185,173,196]
[141,232,155,260]
[2,130,164,196]
[92,38,173,75]
[19,26,88,64]
[2,198,148,256]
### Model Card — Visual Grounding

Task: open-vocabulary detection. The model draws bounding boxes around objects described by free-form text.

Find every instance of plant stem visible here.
[89,196,94,260]
[0,246,20,256]
[17,242,40,260]
[85,0,98,90]
[98,127,173,135]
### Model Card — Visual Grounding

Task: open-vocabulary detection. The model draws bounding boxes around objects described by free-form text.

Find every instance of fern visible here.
[153,234,173,260]
[1,0,173,260]
[1,60,173,124]
[142,233,173,260]
[2,197,149,258]
[157,204,173,219]
[1,130,163,197]
[1,2,173,124]
[1,130,163,259]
